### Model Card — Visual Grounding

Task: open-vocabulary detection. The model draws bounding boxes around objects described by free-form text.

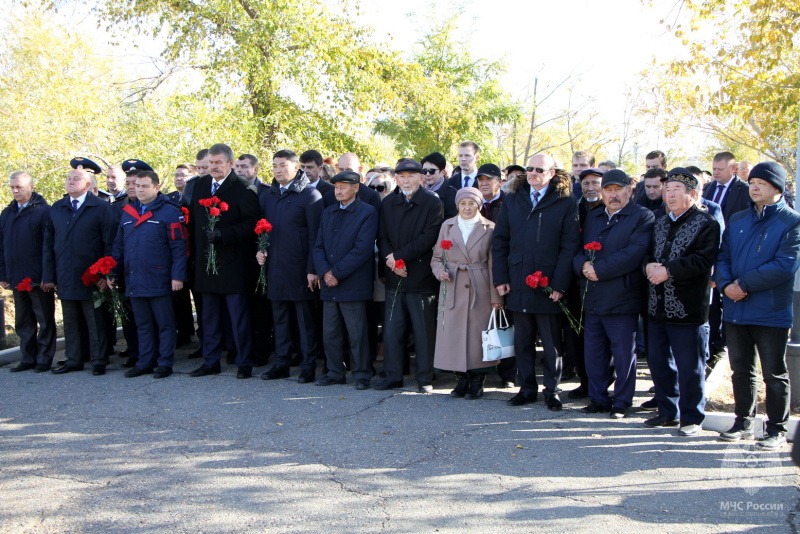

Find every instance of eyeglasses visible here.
[369,184,386,192]
[526,166,551,174]
[420,169,439,175]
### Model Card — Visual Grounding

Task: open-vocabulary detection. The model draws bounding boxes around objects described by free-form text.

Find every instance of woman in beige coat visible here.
[431,186,503,399]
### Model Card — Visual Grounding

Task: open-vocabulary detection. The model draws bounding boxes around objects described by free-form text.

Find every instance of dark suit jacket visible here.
[188,171,260,294]
[703,177,749,223]
[448,169,478,191]
[43,193,116,300]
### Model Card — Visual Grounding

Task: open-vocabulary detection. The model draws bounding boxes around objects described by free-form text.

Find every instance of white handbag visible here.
[482,309,515,362]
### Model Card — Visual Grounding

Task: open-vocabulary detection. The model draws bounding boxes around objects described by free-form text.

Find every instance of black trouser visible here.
[323,301,372,381]
[382,290,437,385]
[272,300,320,371]
[13,287,56,366]
[513,311,562,398]
[62,299,108,368]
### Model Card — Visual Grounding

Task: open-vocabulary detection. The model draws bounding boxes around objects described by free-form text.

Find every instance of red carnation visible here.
[395,259,406,270]
[198,198,210,207]
[209,207,220,217]
[16,278,33,292]
[210,196,221,204]
[584,241,602,251]
[255,219,273,234]
[526,274,540,288]
[539,276,549,287]
[440,240,453,251]
[180,207,190,224]
[219,202,229,212]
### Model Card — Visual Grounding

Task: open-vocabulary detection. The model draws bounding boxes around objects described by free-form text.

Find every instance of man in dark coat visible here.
[187,143,260,379]
[574,170,655,418]
[476,163,505,223]
[0,172,56,372]
[375,158,444,392]
[422,152,457,219]
[112,171,188,379]
[312,171,378,389]
[645,169,720,436]
[703,151,750,363]
[300,150,335,199]
[322,153,382,213]
[448,141,480,190]
[492,153,580,410]
[43,168,116,375]
[258,150,325,383]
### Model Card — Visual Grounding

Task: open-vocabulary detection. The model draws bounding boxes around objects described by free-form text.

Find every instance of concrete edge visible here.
[0,327,125,366]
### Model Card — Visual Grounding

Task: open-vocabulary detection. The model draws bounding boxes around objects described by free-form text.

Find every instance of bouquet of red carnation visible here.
[82,256,128,325]
[389,259,406,321]
[16,278,35,292]
[197,196,229,274]
[579,241,603,331]
[254,218,273,295]
[526,270,581,333]
[437,240,453,329]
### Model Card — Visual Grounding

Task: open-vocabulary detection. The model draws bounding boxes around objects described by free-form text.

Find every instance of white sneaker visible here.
[679,424,700,436]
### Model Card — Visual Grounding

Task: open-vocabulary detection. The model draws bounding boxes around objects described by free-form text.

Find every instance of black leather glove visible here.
[206,229,222,243]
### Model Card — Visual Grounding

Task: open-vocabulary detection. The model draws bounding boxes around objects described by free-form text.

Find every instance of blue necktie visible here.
[532,191,540,207]
[463,176,469,189]
[72,199,79,212]
[211,181,219,195]
[713,183,724,204]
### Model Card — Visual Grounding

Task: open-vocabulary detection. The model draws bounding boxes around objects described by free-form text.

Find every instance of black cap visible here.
[330,171,361,185]
[70,157,102,175]
[121,159,154,174]
[503,164,526,176]
[476,163,501,180]
[394,159,422,173]
[749,161,786,193]
[665,167,699,190]
[579,168,605,180]
[601,169,632,188]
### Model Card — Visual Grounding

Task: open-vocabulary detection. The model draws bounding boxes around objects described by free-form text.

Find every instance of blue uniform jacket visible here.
[573,201,655,315]
[0,192,50,286]
[259,171,324,301]
[43,193,116,300]
[313,198,378,302]
[715,199,800,328]
[112,193,188,298]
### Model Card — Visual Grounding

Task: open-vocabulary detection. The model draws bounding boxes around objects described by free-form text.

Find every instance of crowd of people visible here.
[1,142,798,451]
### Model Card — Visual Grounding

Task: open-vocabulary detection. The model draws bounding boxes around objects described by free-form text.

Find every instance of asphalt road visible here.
[0,346,797,533]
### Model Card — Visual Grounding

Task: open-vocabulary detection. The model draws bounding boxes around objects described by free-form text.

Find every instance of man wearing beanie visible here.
[715,161,800,449]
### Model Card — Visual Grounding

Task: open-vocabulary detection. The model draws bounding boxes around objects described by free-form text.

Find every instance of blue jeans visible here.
[725,322,790,434]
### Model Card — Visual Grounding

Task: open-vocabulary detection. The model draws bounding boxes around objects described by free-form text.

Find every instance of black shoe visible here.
[316,375,346,386]
[153,366,173,379]
[546,394,563,411]
[640,398,658,411]
[237,367,252,379]
[567,385,589,399]
[373,379,403,391]
[92,366,106,376]
[34,364,51,373]
[507,392,537,406]
[52,364,83,374]
[56,359,66,366]
[260,365,290,380]
[648,386,655,393]
[464,373,485,400]
[189,363,221,377]
[610,406,628,419]
[581,401,610,414]
[9,362,36,373]
[418,383,433,393]
[644,415,680,428]
[121,358,137,369]
[561,369,577,381]
[298,369,315,384]
[450,372,469,398]
[719,419,754,442]
[124,367,153,378]
[355,379,370,390]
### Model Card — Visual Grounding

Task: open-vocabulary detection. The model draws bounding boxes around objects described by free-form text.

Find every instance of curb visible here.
[0,327,125,366]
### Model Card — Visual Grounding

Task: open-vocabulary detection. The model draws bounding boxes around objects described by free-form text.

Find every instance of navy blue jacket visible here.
[0,192,50,286]
[492,175,580,314]
[259,171,324,301]
[313,198,378,302]
[112,193,188,298]
[573,201,655,315]
[43,193,116,300]
[715,199,800,328]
